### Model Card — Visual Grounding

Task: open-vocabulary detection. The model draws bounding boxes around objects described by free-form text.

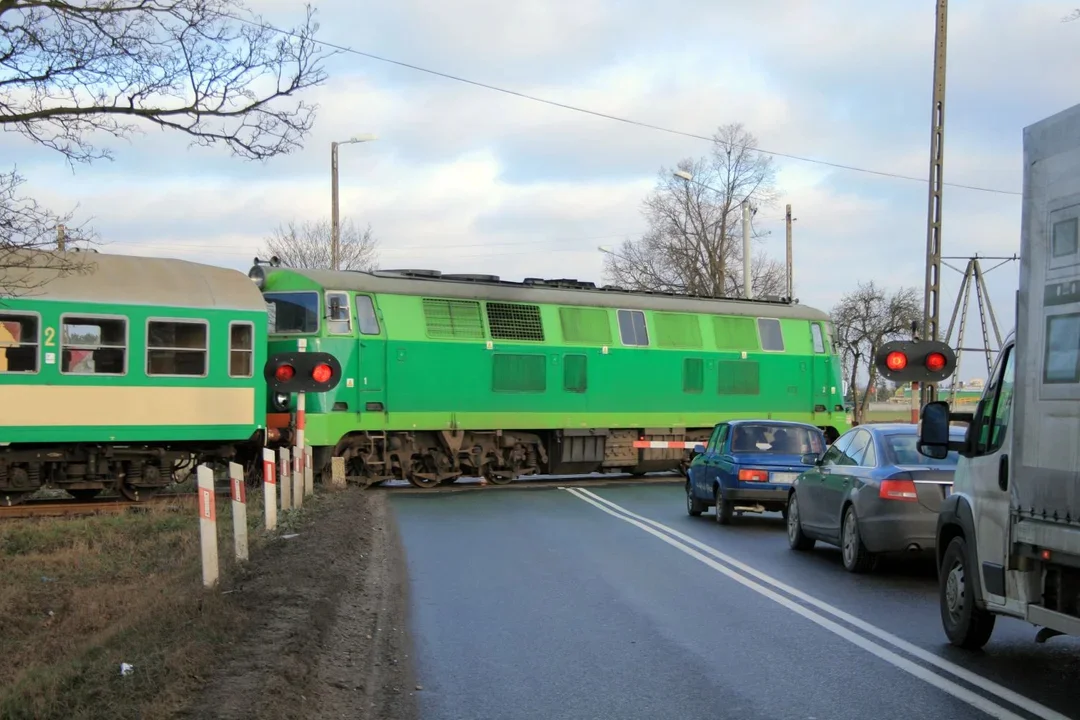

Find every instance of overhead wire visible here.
[226,12,1022,197]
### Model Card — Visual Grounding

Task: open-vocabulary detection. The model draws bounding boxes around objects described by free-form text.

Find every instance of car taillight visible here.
[274,364,295,382]
[738,469,769,482]
[880,479,918,502]
[311,363,333,383]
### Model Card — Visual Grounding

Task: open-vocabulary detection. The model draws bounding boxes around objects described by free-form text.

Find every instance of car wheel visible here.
[686,481,705,517]
[841,506,876,573]
[786,492,815,551]
[940,536,996,649]
[714,485,732,525]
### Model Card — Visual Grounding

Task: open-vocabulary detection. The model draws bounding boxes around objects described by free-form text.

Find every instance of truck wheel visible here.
[940,536,996,649]
[686,481,705,517]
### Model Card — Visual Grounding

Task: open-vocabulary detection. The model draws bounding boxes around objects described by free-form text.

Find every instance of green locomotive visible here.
[0,250,304,505]
[251,261,850,488]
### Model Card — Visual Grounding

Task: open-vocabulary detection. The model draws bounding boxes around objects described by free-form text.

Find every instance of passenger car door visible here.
[821,429,871,537]
[692,424,724,498]
[802,431,854,531]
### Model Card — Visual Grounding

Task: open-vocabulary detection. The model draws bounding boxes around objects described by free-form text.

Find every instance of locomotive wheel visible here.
[406,472,441,489]
[483,468,516,486]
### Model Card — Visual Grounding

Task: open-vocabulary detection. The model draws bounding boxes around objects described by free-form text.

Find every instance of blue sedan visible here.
[686,420,828,525]
[786,423,963,573]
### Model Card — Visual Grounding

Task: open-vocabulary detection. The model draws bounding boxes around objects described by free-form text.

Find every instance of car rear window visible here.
[730,424,825,454]
[885,434,961,465]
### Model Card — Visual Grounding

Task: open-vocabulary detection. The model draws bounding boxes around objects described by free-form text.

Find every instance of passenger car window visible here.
[61,316,127,375]
[844,430,871,466]
[821,432,854,465]
[0,314,39,373]
[983,344,1015,454]
[147,320,207,376]
[861,436,877,467]
[706,425,725,452]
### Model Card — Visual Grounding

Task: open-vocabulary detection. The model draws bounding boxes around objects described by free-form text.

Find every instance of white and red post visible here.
[229,462,249,562]
[280,446,292,511]
[197,465,218,588]
[263,448,277,530]
[295,338,307,504]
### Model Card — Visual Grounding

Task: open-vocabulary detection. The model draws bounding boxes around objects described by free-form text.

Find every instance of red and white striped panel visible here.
[632,440,701,449]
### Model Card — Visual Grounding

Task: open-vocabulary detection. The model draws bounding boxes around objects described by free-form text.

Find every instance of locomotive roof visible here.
[1,250,267,311]
[265,266,831,321]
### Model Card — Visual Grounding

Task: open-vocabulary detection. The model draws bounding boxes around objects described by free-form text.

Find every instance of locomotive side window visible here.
[617,309,649,346]
[326,292,352,334]
[0,313,39,373]
[147,319,208,377]
[757,318,785,352]
[810,323,826,353]
[355,295,381,335]
[264,292,319,334]
[229,322,254,378]
[60,315,126,375]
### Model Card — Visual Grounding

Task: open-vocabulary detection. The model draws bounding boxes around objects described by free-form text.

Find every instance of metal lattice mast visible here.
[921,0,949,409]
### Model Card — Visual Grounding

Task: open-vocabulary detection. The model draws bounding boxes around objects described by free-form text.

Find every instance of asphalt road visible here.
[391,483,1080,720]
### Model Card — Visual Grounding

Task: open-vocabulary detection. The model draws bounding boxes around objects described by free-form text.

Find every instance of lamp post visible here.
[331,134,377,270]
[672,171,755,299]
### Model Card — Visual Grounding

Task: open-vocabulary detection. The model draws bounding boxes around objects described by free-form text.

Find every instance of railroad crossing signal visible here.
[264,352,342,393]
[873,340,957,384]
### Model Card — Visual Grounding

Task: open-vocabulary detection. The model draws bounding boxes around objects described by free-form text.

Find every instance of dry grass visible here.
[0,488,316,719]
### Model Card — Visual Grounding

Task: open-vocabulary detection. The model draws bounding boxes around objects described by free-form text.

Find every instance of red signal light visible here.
[925,352,947,372]
[311,363,333,384]
[274,364,295,382]
[886,351,908,371]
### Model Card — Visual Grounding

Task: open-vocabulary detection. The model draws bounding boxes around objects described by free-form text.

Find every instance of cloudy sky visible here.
[8,0,1080,381]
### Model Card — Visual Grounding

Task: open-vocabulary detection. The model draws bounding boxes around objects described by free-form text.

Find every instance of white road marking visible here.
[564,487,1068,720]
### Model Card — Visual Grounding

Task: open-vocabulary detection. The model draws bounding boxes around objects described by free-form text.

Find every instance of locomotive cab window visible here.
[757,318,785,352]
[147,320,208,377]
[326,292,352,334]
[60,315,126,375]
[617,309,649,346]
[229,322,254,378]
[264,292,319,334]
[355,295,381,335]
[810,323,826,353]
[0,313,39,373]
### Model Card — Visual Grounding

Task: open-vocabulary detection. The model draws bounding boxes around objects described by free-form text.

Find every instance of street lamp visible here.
[673,171,753,300]
[331,134,378,270]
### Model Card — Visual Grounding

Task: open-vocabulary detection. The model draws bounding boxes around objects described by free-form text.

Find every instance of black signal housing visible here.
[873,340,957,384]
[264,352,342,393]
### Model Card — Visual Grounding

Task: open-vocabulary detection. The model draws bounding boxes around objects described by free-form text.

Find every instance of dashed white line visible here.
[563,487,1069,720]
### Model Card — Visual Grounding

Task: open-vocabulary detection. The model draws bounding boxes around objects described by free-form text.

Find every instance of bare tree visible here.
[830,281,921,423]
[0,169,97,297]
[261,219,380,271]
[0,0,333,292]
[602,123,786,298]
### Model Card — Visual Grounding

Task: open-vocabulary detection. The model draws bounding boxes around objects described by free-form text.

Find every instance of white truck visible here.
[917,101,1080,649]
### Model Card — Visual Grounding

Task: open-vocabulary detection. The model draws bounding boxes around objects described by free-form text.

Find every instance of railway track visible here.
[0,490,231,519]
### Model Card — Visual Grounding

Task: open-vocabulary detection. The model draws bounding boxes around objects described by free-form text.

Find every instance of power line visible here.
[230,12,1022,197]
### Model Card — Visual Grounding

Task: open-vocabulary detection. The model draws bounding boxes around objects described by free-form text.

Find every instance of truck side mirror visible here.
[918,401,954,459]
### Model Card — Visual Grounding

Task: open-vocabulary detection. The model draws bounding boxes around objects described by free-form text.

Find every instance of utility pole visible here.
[920,0,948,408]
[56,224,66,251]
[330,142,340,271]
[742,201,752,299]
[785,204,793,300]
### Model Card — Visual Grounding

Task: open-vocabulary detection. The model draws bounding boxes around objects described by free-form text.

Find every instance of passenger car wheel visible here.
[714,485,732,525]
[940,536,996,649]
[841,506,876,573]
[786,492,815,551]
[686,481,706,517]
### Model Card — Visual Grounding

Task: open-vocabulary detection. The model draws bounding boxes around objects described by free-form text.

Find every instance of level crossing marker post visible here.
[304,446,314,496]
[279,447,292,511]
[196,465,219,589]
[292,446,303,508]
[229,462,249,562]
[263,448,277,531]
[296,338,306,489]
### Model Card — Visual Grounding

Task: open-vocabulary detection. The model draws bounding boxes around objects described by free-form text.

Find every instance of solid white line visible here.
[563,488,1052,720]
[569,487,1071,720]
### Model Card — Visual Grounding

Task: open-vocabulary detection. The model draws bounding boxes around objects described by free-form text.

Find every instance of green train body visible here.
[0,251,270,503]
[252,263,850,488]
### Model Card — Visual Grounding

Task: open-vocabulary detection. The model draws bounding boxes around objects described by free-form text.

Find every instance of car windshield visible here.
[729,424,824,455]
[885,434,962,466]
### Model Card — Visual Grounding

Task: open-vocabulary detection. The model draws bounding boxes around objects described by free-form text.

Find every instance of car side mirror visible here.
[693,444,706,455]
[800,452,820,466]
